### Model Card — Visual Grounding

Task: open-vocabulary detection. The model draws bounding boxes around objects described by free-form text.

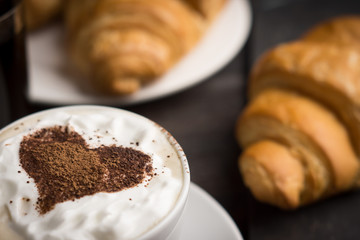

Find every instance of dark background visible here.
[2,0,360,239]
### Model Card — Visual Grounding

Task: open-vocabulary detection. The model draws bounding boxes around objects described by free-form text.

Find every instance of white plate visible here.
[27,0,252,105]
[180,183,243,240]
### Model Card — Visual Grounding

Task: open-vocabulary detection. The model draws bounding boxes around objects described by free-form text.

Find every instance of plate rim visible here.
[180,182,244,240]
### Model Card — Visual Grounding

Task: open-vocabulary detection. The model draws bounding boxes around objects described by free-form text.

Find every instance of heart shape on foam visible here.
[19,126,153,214]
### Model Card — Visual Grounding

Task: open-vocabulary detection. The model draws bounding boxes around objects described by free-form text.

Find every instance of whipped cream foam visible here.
[0,106,189,240]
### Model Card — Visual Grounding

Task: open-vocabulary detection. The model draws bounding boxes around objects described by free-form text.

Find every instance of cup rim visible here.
[0,104,191,239]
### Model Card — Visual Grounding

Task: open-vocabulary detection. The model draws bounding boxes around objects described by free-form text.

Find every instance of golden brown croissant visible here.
[248,41,360,156]
[24,0,63,31]
[236,16,360,209]
[64,0,226,95]
[237,89,359,209]
[249,16,360,154]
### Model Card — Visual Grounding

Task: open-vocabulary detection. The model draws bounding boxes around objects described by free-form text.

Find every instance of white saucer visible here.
[180,183,243,240]
[27,0,252,105]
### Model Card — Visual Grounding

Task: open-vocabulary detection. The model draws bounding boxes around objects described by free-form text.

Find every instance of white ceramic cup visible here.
[0,105,190,240]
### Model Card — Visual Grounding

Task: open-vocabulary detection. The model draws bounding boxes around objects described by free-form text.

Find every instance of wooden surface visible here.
[3,0,360,239]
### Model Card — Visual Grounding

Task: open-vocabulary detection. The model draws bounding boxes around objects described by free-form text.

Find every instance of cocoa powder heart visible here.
[19,126,153,214]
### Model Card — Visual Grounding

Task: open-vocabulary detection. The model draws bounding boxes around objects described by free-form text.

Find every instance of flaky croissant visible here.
[248,41,360,156]
[65,0,225,95]
[237,89,359,209]
[236,16,360,209]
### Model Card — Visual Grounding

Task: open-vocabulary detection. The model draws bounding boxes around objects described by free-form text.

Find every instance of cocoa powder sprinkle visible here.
[19,126,153,215]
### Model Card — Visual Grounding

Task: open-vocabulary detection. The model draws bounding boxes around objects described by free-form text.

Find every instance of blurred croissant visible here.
[236,16,360,209]
[65,0,226,95]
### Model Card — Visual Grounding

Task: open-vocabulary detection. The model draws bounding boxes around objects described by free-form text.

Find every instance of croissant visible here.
[236,16,360,209]
[248,41,360,155]
[64,0,226,95]
[237,89,359,209]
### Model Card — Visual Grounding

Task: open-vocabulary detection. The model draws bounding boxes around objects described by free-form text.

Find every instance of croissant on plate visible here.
[64,0,226,95]
[236,16,360,209]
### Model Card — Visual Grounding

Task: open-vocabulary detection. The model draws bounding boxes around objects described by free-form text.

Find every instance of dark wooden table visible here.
[2,0,360,239]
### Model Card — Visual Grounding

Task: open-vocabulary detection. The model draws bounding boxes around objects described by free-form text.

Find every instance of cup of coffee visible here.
[0,105,190,240]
